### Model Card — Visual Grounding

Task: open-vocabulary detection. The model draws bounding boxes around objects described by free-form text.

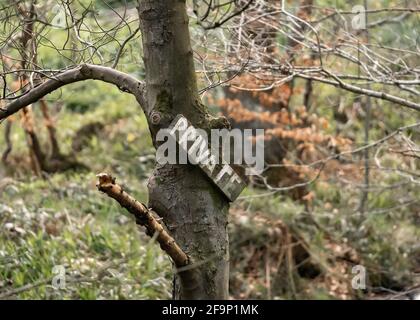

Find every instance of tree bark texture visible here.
[138,0,230,299]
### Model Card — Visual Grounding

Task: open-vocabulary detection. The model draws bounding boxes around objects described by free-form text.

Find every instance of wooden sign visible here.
[168,114,246,202]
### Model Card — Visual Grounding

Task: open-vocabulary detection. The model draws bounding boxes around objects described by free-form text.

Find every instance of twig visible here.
[111,27,140,69]
[96,173,189,268]
[0,277,53,299]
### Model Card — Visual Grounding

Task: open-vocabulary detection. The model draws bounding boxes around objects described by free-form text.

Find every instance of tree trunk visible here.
[138,0,230,299]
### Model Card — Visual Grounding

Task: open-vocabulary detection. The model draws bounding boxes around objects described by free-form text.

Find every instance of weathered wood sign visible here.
[167,114,246,201]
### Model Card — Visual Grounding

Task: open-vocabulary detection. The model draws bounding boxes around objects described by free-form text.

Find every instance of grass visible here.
[0,81,419,300]
[0,173,173,299]
[0,86,172,299]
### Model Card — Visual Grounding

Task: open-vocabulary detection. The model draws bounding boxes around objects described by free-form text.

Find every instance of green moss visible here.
[208,115,230,130]
[154,90,173,116]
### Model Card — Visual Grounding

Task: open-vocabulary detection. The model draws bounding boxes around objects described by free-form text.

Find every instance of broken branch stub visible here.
[96,173,189,268]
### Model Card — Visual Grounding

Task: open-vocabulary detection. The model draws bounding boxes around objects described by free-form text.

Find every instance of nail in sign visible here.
[167,114,246,201]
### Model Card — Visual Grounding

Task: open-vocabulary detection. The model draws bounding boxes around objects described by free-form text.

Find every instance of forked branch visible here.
[96,173,189,268]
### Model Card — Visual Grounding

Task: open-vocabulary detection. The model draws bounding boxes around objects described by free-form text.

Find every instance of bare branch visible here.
[96,173,189,268]
[0,64,146,121]
[297,72,420,113]
[112,27,140,69]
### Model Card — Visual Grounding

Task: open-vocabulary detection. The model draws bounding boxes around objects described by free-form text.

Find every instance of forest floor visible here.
[0,83,419,299]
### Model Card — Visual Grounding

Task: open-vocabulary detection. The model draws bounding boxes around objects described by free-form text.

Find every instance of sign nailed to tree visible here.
[165,114,246,202]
